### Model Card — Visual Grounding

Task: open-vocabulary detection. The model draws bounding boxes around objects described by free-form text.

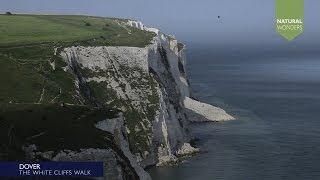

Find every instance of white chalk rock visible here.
[184,97,235,122]
[176,143,200,156]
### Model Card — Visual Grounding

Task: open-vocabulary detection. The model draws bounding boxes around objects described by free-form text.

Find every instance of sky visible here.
[1,0,319,50]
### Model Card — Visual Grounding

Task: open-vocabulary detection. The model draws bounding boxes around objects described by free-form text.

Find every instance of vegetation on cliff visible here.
[0,14,155,47]
[0,15,158,161]
[0,103,118,160]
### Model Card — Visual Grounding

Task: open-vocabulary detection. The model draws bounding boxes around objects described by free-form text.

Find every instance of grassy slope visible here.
[0,14,155,47]
[0,44,77,104]
[0,15,157,159]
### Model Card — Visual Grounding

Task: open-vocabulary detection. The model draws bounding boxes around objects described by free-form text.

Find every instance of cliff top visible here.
[0,14,155,47]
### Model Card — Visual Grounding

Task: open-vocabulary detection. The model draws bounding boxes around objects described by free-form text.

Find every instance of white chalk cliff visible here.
[32,19,235,179]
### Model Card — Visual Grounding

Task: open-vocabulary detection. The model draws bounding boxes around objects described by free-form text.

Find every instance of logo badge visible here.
[276,0,304,41]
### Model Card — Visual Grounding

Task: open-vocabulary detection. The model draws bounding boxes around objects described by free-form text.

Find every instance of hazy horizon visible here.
[1,0,319,50]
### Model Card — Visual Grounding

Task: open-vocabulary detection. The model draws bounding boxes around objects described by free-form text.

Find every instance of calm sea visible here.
[149,44,320,180]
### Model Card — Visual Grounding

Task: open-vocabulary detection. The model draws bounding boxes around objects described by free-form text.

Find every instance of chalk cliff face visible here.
[59,21,195,168]
[20,20,233,180]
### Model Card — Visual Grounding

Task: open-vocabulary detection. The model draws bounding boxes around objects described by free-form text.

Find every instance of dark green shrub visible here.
[41,115,47,121]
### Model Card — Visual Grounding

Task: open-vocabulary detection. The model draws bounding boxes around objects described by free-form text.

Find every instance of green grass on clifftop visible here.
[0,14,155,47]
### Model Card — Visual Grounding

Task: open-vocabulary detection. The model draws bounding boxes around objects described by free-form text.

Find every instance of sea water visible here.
[149,44,320,180]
